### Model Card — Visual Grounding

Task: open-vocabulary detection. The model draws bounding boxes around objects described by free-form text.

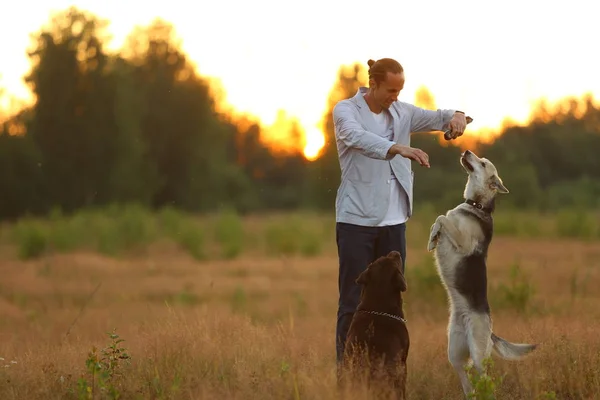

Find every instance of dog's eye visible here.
[480,162,485,168]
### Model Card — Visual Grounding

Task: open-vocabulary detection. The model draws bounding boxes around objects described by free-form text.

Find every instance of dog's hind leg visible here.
[448,314,472,397]
[466,312,493,374]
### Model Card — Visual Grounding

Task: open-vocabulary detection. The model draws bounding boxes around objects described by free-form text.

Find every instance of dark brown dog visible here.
[340,250,409,400]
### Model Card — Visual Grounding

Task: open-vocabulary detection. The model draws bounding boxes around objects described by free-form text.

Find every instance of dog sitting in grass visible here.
[340,250,409,400]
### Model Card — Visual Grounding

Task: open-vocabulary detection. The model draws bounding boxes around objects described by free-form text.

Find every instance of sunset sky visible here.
[1,0,598,159]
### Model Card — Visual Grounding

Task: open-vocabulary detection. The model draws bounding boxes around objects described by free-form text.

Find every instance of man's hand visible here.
[448,112,468,138]
[389,144,430,168]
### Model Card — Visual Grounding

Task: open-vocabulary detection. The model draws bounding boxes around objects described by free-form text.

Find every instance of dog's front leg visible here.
[436,215,469,253]
[427,219,442,251]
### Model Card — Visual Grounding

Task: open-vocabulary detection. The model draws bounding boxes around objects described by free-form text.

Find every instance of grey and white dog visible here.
[427,149,537,397]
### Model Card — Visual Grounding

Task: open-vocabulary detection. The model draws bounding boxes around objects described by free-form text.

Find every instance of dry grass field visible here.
[0,207,599,399]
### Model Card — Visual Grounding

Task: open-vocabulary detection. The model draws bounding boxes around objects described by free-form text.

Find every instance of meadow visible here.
[1,204,599,399]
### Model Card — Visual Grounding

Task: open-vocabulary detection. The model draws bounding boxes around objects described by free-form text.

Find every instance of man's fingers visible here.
[410,152,422,164]
[453,122,464,135]
[403,147,430,167]
[412,149,422,162]
[410,151,424,165]
[446,116,468,140]
[416,149,430,167]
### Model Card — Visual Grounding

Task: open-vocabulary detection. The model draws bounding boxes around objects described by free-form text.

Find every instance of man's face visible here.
[370,71,405,109]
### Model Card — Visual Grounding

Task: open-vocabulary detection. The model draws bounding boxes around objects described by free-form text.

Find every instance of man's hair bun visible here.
[366,58,403,84]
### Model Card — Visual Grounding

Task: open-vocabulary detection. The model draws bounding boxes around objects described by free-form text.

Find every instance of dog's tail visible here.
[491,333,537,360]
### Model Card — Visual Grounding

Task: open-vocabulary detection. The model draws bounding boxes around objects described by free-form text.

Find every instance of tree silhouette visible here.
[0,6,598,220]
[24,7,117,211]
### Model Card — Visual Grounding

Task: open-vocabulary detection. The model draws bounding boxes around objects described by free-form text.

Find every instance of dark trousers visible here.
[335,221,407,364]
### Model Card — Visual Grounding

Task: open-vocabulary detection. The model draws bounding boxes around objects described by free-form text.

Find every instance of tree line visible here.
[0,7,599,221]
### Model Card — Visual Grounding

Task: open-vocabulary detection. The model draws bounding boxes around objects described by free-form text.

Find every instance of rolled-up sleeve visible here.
[333,102,395,160]
[409,104,456,132]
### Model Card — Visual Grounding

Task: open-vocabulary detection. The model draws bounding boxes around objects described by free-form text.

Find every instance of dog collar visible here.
[465,199,492,214]
[360,310,407,323]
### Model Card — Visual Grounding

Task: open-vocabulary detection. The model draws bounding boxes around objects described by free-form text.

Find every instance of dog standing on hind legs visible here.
[427,150,538,397]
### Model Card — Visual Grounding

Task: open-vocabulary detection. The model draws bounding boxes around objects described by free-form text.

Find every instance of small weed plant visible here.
[466,357,503,400]
[75,329,132,400]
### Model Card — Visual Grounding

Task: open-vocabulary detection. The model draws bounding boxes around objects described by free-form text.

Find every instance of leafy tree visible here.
[0,6,599,220]
[24,7,117,211]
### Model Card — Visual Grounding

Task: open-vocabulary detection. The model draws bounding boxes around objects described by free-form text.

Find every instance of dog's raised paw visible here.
[427,238,438,252]
[427,221,441,251]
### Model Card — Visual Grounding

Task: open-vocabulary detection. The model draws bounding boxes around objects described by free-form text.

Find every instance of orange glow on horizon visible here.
[3,60,599,162]
[1,2,600,162]
[303,127,326,160]
[213,83,510,162]
[1,1,600,156]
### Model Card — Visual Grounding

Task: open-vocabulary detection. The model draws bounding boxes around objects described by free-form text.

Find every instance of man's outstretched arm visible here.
[409,104,467,137]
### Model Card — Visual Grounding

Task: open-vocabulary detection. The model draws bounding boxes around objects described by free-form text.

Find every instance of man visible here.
[333,58,467,366]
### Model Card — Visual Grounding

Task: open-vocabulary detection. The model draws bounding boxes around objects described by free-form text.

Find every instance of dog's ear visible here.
[356,267,370,285]
[394,269,407,292]
[387,251,406,291]
[490,175,509,194]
